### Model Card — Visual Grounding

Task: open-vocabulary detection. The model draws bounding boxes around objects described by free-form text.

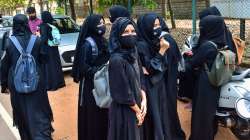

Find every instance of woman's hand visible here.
[159,38,170,55]
[140,90,147,119]
[130,104,143,126]
[136,111,143,126]
[142,67,149,75]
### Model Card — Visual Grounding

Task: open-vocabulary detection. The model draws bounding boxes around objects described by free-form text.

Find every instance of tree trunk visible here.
[167,0,176,29]
[205,0,210,8]
[28,0,33,7]
[39,0,44,13]
[161,0,166,19]
[69,0,76,21]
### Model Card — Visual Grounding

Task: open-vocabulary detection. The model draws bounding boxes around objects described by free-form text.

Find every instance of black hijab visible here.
[159,16,170,33]
[137,13,160,50]
[72,14,107,82]
[109,5,130,23]
[41,11,53,24]
[109,17,137,63]
[75,14,106,51]
[12,14,32,37]
[199,6,237,53]
[199,6,221,19]
[199,15,226,47]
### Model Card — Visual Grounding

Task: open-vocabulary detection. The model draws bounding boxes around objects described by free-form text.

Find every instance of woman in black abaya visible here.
[0,14,53,140]
[159,16,186,140]
[108,17,147,140]
[188,15,225,140]
[40,11,65,91]
[136,13,172,140]
[178,6,236,103]
[72,14,110,140]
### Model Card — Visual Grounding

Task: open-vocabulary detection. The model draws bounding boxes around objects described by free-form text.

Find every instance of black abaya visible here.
[164,33,186,140]
[188,42,220,140]
[108,17,143,140]
[188,15,226,140]
[0,14,53,140]
[72,14,110,140]
[40,11,65,91]
[137,13,172,140]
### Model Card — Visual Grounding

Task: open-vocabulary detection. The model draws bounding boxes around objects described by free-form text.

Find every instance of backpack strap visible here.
[208,41,218,49]
[86,37,98,56]
[9,36,24,54]
[26,35,37,54]
[47,23,53,28]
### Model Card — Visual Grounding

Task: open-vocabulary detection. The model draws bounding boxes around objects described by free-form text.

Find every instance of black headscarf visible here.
[72,14,107,82]
[109,5,130,23]
[159,16,170,33]
[41,11,53,24]
[137,13,160,50]
[12,14,32,37]
[199,15,226,47]
[109,17,137,63]
[75,14,106,51]
[199,6,237,53]
[199,6,221,19]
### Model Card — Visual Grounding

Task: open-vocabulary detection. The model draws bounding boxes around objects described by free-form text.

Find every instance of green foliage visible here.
[55,7,65,15]
[138,0,157,10]
[96,0,158,12]
[0,0,25,9]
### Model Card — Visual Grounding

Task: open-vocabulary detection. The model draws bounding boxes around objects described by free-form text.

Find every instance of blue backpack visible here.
[10,35,39,94]
[47,23,61,46]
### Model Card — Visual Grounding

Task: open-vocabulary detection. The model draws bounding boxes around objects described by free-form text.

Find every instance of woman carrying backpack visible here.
[187,15,226,140]
[40,11,65,91]
[72,14,110,140]
[0,14,53,140]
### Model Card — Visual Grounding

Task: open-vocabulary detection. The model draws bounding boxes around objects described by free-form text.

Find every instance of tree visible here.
[161,0,166,18]
[28,0,33,7]
[39,0,44,13]
[167,0,176,28]
[68,0,76,21]
[0,0,25,9]
[205,0,209,8]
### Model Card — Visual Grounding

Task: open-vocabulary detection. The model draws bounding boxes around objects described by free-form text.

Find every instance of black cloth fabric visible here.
[40,11,65,91]
[137,13,172,140]
[137,13,160,47]
[163,35,186,140]
[179,7,230,100]
[71,14,110,140]
[41,11,53,24]
[0,14,53,140]
[158,16,186,140]
[108,17,142,140]
[188,15,224,140]
[199,6,221,19]
[198,6,236,54]
[199,15,226,47]
[159,16,170,33]
[109,5,130,23]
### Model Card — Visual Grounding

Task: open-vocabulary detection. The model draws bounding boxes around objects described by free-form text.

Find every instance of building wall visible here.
[171,0,209,19]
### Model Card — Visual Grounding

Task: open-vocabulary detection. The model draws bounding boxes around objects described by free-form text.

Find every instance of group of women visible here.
[72,5,236,140]
[0,4,236,140]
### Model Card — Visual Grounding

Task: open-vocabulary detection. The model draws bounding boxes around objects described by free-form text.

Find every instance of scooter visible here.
[181,35,250,140]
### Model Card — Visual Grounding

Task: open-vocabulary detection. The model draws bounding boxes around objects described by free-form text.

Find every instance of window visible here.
[53,18,80,34]
[0,17,13,28]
